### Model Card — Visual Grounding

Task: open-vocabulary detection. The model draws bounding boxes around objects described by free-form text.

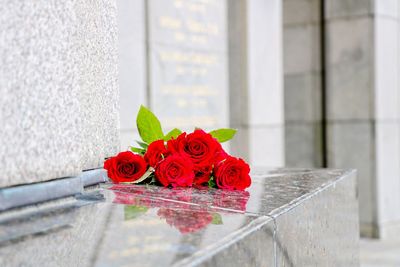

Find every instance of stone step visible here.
[0,168,359,266]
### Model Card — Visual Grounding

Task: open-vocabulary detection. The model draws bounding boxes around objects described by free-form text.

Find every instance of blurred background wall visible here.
[118,0,284,168]
[117,0,400,238]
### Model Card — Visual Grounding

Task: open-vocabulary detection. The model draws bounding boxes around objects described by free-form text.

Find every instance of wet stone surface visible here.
[0,168,359,267]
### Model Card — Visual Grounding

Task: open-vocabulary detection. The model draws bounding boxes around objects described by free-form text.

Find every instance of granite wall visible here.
[0,0,119,188]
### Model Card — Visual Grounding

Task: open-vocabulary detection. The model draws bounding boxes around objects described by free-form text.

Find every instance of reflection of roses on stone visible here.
[110,185,250,234]
[157,208,213,234]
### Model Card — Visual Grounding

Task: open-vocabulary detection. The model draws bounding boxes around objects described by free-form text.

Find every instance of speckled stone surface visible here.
[0,168,359,266]
[76,0,120,170]
[0,0,119,187]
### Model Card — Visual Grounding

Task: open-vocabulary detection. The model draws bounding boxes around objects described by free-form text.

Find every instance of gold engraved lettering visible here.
[174,0,183,8]
[160,51,216,65]
[187,3,206,13]
[190,34,207,45]
[161,85,217,96]
[174,65,208,76]
[192,99,208,108]
[175,66,186,75]
[186,19,218,35]
[176,98,188,108]
[159,16,182,29]
[174,31,186,42]
[174,0,206,13]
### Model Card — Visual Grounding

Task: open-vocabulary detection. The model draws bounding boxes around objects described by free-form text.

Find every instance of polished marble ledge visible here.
[0,168,359,266]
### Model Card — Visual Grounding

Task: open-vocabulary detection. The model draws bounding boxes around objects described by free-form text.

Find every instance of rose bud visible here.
[104,151,147,183]
[214,156,251,190]
[155,154,194,187]
[144,139,170,167]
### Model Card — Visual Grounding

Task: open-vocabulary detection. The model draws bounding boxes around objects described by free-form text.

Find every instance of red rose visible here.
[155,154,194,187]
[144,139,169,167]
[214,156,251,190]
[214,147,228,164]
[167,129,223,169]
[104,151,147,183]
[166,135,180,153]
[194,165,212,185]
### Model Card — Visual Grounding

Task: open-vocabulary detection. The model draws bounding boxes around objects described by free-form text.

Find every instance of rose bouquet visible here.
[104,106,251,190]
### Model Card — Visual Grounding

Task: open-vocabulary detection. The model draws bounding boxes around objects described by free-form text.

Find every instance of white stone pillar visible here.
[325,0,400,238]
[229,0,284,167]
[283,0,323,168]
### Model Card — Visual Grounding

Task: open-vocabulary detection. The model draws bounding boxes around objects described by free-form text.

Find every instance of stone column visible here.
[325,0,400,238]
[229,0,284,167]
[0,0,119,187]
[283,0,324,168]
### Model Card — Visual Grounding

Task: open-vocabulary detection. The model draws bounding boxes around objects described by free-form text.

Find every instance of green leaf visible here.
[124,206,149,220]
[164,128,182,141]
[208,176,216,188]
[136,140,149,149]
[136,105,164,143]
[130,147,145,154]
[209,128,237,143]
[211,213,223,225]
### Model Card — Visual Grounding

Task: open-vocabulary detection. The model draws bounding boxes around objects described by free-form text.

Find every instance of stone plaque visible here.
[148,0,228,130]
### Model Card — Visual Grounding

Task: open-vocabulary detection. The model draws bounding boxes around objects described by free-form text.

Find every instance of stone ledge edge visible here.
[0,169,108,212]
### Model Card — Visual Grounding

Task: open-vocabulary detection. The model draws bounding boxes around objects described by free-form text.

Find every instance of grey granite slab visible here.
[0,168,359,266]
[76,0,120,170]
